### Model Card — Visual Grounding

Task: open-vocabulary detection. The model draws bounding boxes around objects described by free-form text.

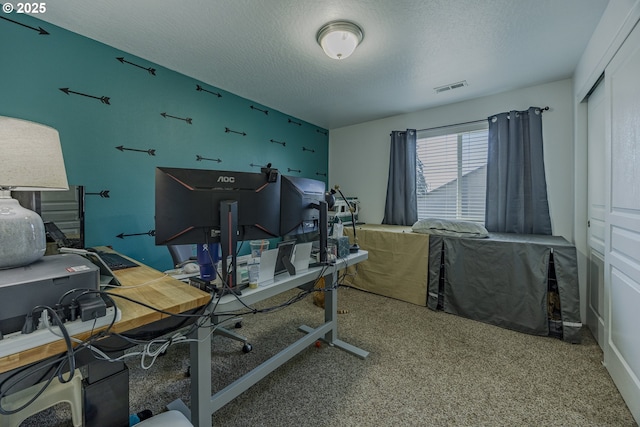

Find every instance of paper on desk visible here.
[258,248,278,285]
[293,242,312,273]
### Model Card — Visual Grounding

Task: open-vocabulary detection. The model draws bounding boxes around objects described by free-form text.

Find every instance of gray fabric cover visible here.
[427,232,581,343]
[412,218,489,238]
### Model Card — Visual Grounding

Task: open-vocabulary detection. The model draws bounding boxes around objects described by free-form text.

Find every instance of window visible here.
[416,122,488,223]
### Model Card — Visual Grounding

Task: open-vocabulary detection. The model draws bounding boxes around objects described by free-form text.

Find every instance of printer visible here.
[0,253,99,336]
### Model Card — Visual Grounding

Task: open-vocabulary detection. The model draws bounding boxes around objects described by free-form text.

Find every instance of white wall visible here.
[329,79,576,242]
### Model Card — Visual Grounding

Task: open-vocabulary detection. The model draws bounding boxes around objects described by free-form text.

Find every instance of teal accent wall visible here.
[0,14,328,271]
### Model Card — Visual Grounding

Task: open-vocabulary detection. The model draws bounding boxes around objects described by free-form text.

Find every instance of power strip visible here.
[0,307,121,358]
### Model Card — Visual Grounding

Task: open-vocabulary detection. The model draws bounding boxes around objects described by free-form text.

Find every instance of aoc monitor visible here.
[155,166,281,246]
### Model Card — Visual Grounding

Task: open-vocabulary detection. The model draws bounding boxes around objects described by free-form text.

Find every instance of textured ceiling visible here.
[35,0,609,129]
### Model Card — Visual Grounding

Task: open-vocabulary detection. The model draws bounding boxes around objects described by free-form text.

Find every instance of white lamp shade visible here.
[0,116,68,191]
[317,21,364,60]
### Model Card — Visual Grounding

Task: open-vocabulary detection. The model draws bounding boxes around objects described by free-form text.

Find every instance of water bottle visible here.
[197,243,219,281]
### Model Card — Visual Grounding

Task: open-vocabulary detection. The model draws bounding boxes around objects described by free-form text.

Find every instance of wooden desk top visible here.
[0,250,211,373]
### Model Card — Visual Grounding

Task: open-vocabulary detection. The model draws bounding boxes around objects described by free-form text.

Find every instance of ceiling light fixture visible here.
[316,20,364,60]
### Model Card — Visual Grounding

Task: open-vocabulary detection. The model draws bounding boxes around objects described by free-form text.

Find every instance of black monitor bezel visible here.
[154,166,281,246]
[280,175,326,237]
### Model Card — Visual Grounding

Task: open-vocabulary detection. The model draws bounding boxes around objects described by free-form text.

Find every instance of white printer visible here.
[0,254,99,336]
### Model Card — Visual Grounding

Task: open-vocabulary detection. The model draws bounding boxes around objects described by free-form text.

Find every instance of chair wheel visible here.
[242,343,253,353]
[235,322,242,329]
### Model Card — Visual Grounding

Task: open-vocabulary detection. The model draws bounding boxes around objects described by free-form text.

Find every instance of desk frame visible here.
[189,251,368,427]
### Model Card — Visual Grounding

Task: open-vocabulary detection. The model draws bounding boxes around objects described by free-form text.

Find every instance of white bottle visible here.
[248,258,260,289]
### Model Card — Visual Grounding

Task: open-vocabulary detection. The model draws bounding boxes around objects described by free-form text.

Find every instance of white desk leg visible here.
[190,314,212,427]
[299,269,369,359]
[324,270,339,341]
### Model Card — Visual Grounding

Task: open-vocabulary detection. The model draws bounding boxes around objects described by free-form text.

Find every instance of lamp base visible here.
[349,243,360,253]
[0,197,46,269]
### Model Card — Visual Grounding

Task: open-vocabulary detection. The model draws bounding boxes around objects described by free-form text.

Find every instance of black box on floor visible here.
[84,364,129,427]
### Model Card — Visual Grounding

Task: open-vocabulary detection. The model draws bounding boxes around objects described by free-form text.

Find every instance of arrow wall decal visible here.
[116,230,155,239]
[315,172,327,177]
[302,147,315,153]
[316,129,328,136]
[250,163,266,168]
[196,84,222,98]
[250,105,269,115]
[196,155,222,163]
[86,190,110,198]
[161,112,192,124]
[225,127,246,136]
[116,145,156,156]
[270,139,286,147]
[116,57,156,75]
[287,168,301,173]
[59,88,110,105]
[288,119,302,126]
[0,16,49,34]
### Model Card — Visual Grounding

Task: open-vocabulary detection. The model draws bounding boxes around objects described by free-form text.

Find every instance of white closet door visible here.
[604,21,640,422]
[586,81,606,348]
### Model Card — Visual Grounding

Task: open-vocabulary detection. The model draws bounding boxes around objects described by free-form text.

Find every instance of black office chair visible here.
[167,245,252,354]
[168,244,197,268]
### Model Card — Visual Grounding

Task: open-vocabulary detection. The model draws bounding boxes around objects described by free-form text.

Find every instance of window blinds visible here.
[416,123,488,223]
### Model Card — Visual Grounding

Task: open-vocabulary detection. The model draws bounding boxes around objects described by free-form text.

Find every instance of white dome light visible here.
[316,21,364,60]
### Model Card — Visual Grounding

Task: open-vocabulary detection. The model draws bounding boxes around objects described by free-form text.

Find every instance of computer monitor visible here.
[280,175,326,237]
[154,166,281,246]
[155,166,281,291]
[280,175,331,264]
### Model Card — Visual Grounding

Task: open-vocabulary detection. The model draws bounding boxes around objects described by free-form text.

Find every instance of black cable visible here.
[0,306,76,415]
[0,290,125,415]
[213,263,333,317]
[0,285,214,415]
[103,291,212,320]
[0,247,347,414]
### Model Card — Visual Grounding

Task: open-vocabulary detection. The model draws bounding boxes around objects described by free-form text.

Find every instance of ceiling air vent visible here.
[434,80,468,94]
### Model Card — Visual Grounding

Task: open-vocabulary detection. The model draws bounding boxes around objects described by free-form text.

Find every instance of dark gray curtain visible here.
[382,129,417,225]
[485,107,552,234]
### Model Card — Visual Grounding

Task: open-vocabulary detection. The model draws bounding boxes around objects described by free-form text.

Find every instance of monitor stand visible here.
[219,200,241,296]
[189,277,245,297]
[309,199,331,267]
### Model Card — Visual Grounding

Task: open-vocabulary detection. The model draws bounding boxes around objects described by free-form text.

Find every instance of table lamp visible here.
[0,116,69,269]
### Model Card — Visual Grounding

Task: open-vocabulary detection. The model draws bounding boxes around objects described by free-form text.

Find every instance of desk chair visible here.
[168,245,197,268]
[167,245,252,354]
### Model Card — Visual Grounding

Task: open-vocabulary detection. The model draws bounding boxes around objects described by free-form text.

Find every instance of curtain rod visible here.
[403,106,550,134]
[416,118,485,133]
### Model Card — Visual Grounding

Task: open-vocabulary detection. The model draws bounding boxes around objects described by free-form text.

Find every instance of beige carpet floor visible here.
[18,285,638,426]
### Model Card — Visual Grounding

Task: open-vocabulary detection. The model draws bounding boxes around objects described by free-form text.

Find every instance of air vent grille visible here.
[434,80,468,94]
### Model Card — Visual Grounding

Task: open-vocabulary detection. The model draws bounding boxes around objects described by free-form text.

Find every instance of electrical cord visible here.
[102,273,172,289]
[213,262,334,317]
[0,246,350,415]
[0,306,75,415]
[0,284,211,415]
[0,291,120,415]
[102,291,213,320]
